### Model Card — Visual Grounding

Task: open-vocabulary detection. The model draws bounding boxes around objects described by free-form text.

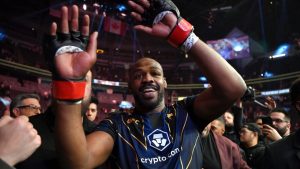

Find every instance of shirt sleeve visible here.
[95,117,118,141]
[178,96,210,131]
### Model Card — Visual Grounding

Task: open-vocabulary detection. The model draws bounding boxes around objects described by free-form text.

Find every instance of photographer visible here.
[262,108,291,143]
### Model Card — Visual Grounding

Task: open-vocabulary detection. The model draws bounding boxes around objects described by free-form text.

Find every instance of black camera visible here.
[241,86,255,102]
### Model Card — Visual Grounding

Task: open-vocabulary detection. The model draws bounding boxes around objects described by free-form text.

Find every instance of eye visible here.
[151,71,161,77]
[133,72,143,80]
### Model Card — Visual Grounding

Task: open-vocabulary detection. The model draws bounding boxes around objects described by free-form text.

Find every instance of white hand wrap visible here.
[181,32,199,53]
[55,46,83,56]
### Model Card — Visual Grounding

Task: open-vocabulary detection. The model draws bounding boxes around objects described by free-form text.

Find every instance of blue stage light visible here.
[116,4,126,12]
[0,28,6,41]
[198,76,207,82]
[263,71,274,78]
[274,44,289,55]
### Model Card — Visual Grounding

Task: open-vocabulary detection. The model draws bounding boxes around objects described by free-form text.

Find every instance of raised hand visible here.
[44,5,98,102]
[264,96,276,110]
[0,116,41,166]
[46,5,98,80]
[128,0,179,38]
[262,124,282,141]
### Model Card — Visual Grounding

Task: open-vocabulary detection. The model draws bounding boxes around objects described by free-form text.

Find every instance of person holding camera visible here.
[261,108,291,143]
[262,78,300,169]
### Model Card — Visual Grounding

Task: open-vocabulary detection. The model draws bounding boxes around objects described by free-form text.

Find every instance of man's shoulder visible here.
[264,130,300,169]
[213,132,236,147]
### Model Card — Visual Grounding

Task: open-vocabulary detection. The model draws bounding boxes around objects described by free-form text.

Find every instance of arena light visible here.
[269,53,286,59]
[96,49,104,54]
[83,4,87,10]
[119,101,133,109]
[93,79,120,86]
[261,71,274,78]
[198,76,207,82]
[116,4,127,12]
[261,88,289,96]
[270,43,290,59]
[0,28,6,41]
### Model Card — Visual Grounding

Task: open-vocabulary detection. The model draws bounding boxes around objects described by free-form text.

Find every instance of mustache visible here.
[139,83,160,92]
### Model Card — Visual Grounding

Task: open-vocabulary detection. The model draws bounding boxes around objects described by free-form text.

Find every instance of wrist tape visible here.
[181,32,199,53]
[52,81,86,101]
[167,18,194,48]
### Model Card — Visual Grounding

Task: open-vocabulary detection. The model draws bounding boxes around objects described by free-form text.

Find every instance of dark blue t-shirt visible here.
[96,97,206,169]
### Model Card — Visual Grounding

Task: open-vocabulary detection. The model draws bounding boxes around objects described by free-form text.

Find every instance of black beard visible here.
[276,126,288,136]
[134,86,164,111]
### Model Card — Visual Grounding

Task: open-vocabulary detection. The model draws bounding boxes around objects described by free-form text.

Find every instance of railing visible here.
[1,58,299,90]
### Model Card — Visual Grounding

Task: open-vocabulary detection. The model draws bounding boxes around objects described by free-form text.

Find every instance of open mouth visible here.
[139,84,159,92]
[139,84,159,98]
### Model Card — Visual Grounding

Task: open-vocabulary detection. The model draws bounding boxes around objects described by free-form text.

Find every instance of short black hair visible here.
[241,123,261,135]
[10,93,40,115]
[90,96,99,105]
[290,78,300,105]
[270,108,290,122]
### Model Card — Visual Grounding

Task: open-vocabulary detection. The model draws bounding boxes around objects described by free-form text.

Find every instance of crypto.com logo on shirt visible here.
[147,129,170,151]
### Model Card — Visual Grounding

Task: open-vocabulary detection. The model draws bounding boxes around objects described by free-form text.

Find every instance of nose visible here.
[142,73,154,82]
[36,109,41,115]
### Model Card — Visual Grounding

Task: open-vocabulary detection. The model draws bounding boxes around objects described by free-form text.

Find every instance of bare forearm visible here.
[54,103,88,169]
[189,39,246,99]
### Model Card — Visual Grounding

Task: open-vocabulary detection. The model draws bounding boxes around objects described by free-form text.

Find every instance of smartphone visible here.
[261,116,273,126]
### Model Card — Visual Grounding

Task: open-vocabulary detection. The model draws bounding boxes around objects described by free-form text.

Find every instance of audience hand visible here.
[262,124,282,141]
[265,96,276,110]
[0,116,41,166]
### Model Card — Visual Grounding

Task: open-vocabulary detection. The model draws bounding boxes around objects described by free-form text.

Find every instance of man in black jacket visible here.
[223,100,244,145]
[240,123,265,169]
[262,78,300,169]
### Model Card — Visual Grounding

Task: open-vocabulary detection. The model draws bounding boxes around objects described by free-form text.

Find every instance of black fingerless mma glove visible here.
[43,31,89,103]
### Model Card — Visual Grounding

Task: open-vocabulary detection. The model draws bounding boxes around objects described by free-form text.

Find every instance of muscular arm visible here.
[189,40,246,122]
[51,5,114,169]
[55,104,113,169]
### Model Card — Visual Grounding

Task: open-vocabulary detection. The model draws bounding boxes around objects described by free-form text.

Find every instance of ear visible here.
[12,108,20,117]
[163,77,167,89]
[287,121,291,129]
[221,127,225,135]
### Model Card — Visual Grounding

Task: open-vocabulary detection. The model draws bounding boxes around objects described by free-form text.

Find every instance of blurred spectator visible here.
[239,123,265,169]
[223,100,244,145]
[262,78,300,169]
[10,93,42,117]
[202,117,250,169]
[262,108,291,142]
[85,97,99,122]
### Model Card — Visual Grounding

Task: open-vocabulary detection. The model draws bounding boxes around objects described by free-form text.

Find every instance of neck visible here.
[135,102,165,114]
[244,138,258,148]
[283,129,290,137]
